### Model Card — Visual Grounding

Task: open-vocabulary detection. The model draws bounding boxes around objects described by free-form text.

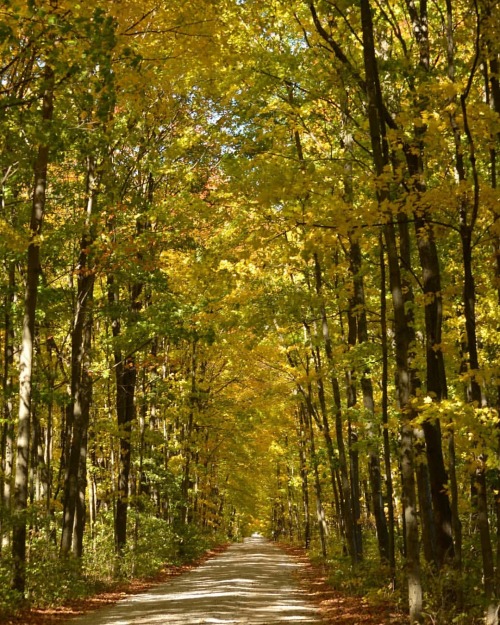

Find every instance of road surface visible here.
[67,535,321,624]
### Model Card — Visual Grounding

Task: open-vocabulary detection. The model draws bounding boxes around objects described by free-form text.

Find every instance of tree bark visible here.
[445,0,494,596]
[1,261,15,552]
[114,351,137,554]
[302,402,328,558]
[379,238,396,579]
[349,236,389,562]
[73,308,93,558]
[12,65,53,595]
[359,1,422,619]
[296,407,311,549]
[61,157,97,557]
[402,0,455,567]
[312,254,358,562]
[482,9,500,592]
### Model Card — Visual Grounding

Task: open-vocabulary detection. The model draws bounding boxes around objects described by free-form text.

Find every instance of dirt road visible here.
[66,535,322,624]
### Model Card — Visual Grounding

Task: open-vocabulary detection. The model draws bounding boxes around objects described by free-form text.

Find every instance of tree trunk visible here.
[415,431,436,565]
[413,214,454,565]
[1,261,15,552]
[446,0,494,595]
[359,1,422,619]
[303,402,328,558]
[402,0,455,567]
[307,336,349,551]
[114,352,137,554]
[12,66,53,595]
[447,427,463,606]
[61,157,96,557]
[399,208,441,568]
[181,342,197,526]
[312,253,358,561]
[290,114,351,556]
[379,237,396,578]
[73,302,93,558]
[346,367,363,560]
[348,236,389,561]
[482,18,500,592]
[296,407,311,549]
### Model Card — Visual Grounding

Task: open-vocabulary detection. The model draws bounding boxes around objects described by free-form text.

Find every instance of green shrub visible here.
[26,534,92,607]
[82,511,117,582]
[0,557,23,617]
[0,506,225,618]
[123,512,177,577]
[172,522,213,563]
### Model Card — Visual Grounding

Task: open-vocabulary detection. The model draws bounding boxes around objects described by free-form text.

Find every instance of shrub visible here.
[26,534,92,607]
[0,557,23,617]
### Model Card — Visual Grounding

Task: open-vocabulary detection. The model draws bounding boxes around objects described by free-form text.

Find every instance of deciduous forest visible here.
[0,1,499,623]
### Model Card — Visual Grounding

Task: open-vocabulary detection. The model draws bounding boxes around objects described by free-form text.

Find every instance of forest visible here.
[0,0,499,623]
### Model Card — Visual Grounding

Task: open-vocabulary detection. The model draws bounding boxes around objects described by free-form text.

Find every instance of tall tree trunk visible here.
[359,1,422,619]
[414,431,436,565]
[349,236,390,561]
[113,171,151,551]
[307,335,349,553]
[73,301,93,558]
[399,208,439,567]
[344,309,363,561]
[12,66,53,595]
[404,0,455,568]
[446,0,494,597]
[73,426,89,558]
[379,238,396,578]
[339,103,373,555]
[448,426,463,607]
[479,2,500,598]
[302,402,328,557]
[1,261,15,552]
[345,368,363,560]
[296,407,311,549]
[181,342,197,526]
[41,339,55,526]
[114,350,137,554]
[312,254,358,562]
[413,208,454,566]
[61,157,96,557]
[290,114,350,555]
[33,410,46,506]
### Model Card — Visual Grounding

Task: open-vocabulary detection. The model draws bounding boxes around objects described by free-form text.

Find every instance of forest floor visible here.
[5,538,403,625]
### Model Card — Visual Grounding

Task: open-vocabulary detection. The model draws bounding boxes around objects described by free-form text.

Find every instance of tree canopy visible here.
[1,1,500,623]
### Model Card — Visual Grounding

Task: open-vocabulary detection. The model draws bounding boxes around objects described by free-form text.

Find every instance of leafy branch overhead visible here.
[0,1,499,624]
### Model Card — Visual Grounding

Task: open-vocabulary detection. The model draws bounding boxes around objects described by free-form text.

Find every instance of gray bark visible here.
[12,65,53,594]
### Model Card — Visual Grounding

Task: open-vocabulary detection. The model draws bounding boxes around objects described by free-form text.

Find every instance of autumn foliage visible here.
[0,1,500,623]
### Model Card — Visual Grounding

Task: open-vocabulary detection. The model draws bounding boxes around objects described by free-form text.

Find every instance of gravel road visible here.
[66,535,322,624]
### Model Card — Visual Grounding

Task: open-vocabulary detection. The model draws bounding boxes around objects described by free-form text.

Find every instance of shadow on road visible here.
[68,536,321,624]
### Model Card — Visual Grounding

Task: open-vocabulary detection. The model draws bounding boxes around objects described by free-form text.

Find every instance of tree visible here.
[13,61,54,595]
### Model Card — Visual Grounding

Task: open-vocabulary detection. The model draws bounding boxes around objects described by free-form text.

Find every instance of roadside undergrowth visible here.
[278,542,404,625]
[2,542,230,625]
